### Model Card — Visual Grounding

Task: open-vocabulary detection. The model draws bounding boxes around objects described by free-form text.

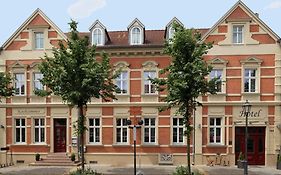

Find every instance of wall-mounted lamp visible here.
[0,124,4,129]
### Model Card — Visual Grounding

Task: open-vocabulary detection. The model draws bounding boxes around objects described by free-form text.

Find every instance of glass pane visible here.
[89,119,94,126]
[116,128,121,142]
[89,128,94,142]
[41,128,45,142]
[210,118,214,126]
[250,79,256,92]
[173,128,177,142]
[35,119,39,126]
[122,119,127,126]
[216,128,221,143]
[144,84,149,93]
[216,118,221,126]
[40,119,44,126]
[16,128,20,142]
[173,118,177,126]
[22,128,25,142]
[95,128,100,142]
[179,128,183,142]
[122,128,127,142]
[144,128,149,142]
[116,119,121,126]
[95,118,100,126]
[22,119,25,126]
[144,118,149,126]
[209,128,214,143]
[258,137,263,153]
[247,138,254,153]
[251,70,256,77]
[179,118,184,126]
[35,128,39,142]
[16,119,20,126]
[151,128,155,142]
[151,118,155,126]
[244,79,249,92]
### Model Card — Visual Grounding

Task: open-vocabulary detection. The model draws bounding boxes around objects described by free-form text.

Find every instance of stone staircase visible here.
[30,153,80,166]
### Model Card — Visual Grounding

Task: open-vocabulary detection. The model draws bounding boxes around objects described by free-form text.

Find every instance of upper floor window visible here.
[169,27,175,39]
[14,73,25,96]
[244,69,256,92]
[131,27,141,45]
[144,71,156,94]
[144,118,156,144]
[209,118,222,144]
[210,69,222,92]
[35,32,44,49]
[232,25,243,44]
[34,118,45,143]
[116,71,128,94]
[173,117,184,144]
[33,73,43,91]
[92,28,103,46]
[116,118,128,144]
[15,118,25,143]
[89,118,100,143]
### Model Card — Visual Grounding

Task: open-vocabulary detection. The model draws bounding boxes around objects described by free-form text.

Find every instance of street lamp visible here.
[127,119,143,175]
[242,100,251,175]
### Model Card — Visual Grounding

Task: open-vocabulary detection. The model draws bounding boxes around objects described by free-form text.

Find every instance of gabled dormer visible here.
[127,18,145,45]
[165,17,184,40]
[89,20,110,46]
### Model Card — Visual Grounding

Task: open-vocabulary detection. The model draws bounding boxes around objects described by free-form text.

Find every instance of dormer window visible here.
[233,25,243,44]
[92,28,103,46]
[131,27,141,45]
[169,27,175,39]
[35,32,44,49]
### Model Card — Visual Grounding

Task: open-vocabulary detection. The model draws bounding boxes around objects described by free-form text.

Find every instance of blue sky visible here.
[0,0,281,45]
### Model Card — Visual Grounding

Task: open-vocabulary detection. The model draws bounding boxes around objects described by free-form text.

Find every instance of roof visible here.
[65,29,209,47]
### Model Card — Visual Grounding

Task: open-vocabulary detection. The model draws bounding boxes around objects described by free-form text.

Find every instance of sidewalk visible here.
[195,165,281,175]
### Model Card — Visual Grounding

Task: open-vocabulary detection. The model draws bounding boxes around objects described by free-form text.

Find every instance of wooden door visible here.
[235,127,265,165]
[54,119,66,152]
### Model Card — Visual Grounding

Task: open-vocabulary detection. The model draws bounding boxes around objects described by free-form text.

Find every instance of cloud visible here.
[68,0,106,19]
[265,1,281,10]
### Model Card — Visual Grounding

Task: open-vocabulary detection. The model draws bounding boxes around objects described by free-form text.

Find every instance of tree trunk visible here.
[187,129,191,174]
[78,105,85,171]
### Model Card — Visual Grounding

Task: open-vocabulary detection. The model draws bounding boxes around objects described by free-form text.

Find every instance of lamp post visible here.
[242,100,251,175]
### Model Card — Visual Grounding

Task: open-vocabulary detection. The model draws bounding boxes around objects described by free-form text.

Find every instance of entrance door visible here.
[235,127,265,165]
[54,119,67,152]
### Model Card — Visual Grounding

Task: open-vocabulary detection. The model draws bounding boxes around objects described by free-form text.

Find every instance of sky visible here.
[0,0,281,45]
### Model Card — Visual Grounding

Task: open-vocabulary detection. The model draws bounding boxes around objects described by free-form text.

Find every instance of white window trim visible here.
[130,27,142,45]
[242,67,260,94]
[114,118,129,145]
[15,118,26,144]
[142,117,157,145]
[208,117,223,145]
[33,72,44,92]
[14,73,26,96]
[92,28,104,46]
[232,25,244,44]
[210,69,224,93]
[34,32,44,50]
[88,117,102,144]
[34,118,46,144]
[143,71,157,95]
[171,117,185,145]
[116,71,129,95]
[168,27,175,39]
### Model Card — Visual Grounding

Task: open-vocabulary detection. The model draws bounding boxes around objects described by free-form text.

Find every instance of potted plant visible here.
[277,154,281,170]
[71,153,76,162]
[35,153,40,161]
[237,152,245,169]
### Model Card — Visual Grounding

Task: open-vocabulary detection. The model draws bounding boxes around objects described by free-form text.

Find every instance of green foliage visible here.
[0,72,14,101]
[277,154,281,162]
[173,166,188,175]
[36,20,119,106]
[70,167,102,175]
[71,153,76,161]
[35,153,40,161]
[151,23,219,175]
[238,152,244,160]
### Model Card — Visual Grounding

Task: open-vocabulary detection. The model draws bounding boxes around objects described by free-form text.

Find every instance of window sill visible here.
[206,144,226,148]
[242,92,260,95]
[141,94,158,96]
[142,143,158,147]
[112,144,130,147]
[209,92,226,96]
[170,144,186,147]
[86,143,103,146]
[29,143,49,146]
[115,94,130,97]
[13,143,27,145]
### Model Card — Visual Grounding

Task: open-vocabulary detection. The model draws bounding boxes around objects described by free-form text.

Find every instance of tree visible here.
[36,20,119,171]
[0,72,14,101]
[151,24,219,175]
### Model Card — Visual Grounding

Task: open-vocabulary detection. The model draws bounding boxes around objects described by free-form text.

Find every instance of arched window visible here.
[92,28,103,46]
[131,27,141,45]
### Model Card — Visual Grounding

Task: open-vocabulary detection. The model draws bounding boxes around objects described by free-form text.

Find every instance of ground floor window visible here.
[89,118,100,143]
[172,117,184,144]
[209,117,222,144]
[34,118,45,143]
[144,118,156,144]
[15,118,25,143]
[116,118,128,144]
